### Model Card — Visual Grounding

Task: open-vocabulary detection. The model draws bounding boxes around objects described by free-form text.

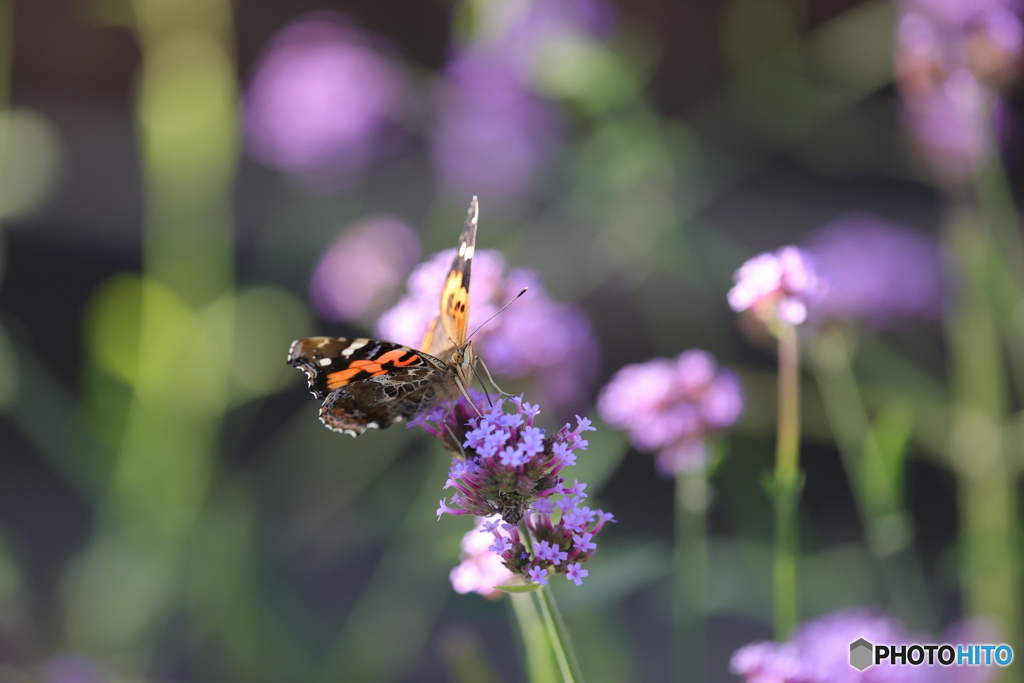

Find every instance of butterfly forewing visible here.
[422,196,477,357]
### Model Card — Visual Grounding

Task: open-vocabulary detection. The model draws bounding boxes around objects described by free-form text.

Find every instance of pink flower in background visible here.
[376,248,599,414]
[243,12,409,191]
[805,213,950,329]
[309,217,422,323]
[728,247,824,327]
[449,515,515,598]
[598,349,744,476]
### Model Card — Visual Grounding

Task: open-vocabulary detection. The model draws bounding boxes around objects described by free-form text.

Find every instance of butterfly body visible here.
[288,198,479,436]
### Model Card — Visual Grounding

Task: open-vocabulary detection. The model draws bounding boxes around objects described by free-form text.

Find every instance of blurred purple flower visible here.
[895,0,1021,180]
[376,248,599,413]
[431,393,613,587]
[804,213,950,329]
[309,217,421,323]
[903,70,999,181]
[476,0,618,77]
[728,247,825,327]
[597,349,744,476]
[449,515,516,598]
[731,609,1002,683]
[45,655,102,683]
[432,53,562,202]
[243,12,409,191]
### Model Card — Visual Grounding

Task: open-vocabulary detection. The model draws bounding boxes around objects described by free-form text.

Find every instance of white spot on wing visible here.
[318,358,332,366]
[342,339,369,357]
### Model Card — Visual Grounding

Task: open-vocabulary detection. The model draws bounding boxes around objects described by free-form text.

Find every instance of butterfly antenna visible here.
[466,288,528,342]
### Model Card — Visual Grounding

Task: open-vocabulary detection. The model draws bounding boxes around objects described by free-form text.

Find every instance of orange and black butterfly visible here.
[287,197,479,436]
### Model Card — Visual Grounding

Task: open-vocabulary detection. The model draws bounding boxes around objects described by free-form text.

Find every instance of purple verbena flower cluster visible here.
[377,249,599,413]
[429,393,614,587]
[728,247,825,327]
[731,609,1001,683]
[598,349,744,476]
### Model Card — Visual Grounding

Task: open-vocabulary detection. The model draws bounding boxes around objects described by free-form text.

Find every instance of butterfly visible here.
[287,197,479,436]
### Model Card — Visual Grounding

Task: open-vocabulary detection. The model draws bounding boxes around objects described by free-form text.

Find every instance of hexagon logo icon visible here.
[850,638,873,671]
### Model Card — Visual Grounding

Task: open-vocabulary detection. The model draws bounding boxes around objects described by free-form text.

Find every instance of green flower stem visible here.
[773,322,802,641]
[946,207,1021,676]
[674,467,711,682]
[520,529,584,683]
[510,592,558,683]
[810,328,934,631]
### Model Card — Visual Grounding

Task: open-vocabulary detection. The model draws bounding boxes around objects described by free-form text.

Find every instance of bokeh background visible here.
[0,0,1022,680]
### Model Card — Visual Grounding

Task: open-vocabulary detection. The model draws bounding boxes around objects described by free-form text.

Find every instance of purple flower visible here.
[243,12,409,192]
[432,53,561,203]
[377,248,599,414]
[729,247,824,327]
[527,566,549,585]
[44,655,103,683]
[431,394,613,586]
[598,349,744,476]
[449,515,515,597]
[903,70,1001,182]
[730,609,1002,683]
[804,213,950,329]
[895,0,1021,181]
[565,562,589,586]
[308,217,422,323]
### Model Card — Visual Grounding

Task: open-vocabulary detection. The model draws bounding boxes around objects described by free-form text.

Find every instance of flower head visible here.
[449,515,516,598]
[308,217,422,323]
[728,247,824,327]
[895,0,1021,182]
[804,213,950,329]
[377,249,599,413]
[243,12,409,191]
[598,349,744,476]
[432,395,612,587]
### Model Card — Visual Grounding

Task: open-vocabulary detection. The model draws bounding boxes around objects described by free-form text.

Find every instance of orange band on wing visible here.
[326,350,420,389]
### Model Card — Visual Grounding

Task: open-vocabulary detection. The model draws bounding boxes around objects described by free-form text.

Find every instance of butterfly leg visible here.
[454,375,485,417]
[476,357,515,400]
[441,418,467,458]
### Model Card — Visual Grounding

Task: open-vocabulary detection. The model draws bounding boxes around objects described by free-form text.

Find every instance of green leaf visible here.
[494,583,542,594]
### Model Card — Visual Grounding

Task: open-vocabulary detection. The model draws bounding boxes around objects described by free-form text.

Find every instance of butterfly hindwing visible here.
[319,365,448,435]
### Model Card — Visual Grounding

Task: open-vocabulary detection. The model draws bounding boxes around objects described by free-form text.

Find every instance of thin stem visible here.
[674,467,710,682]
[510,593,558,683]
[520,525,584,683]
[535,585,584,683]
[773,323,802,641]
[809,328,935,631]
